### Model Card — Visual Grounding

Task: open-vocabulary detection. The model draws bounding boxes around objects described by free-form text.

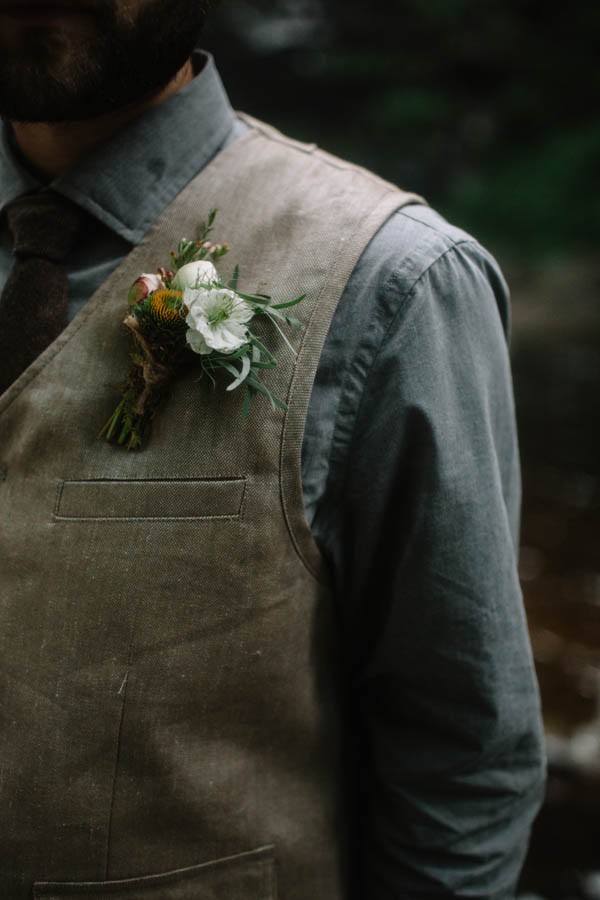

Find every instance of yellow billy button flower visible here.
[148,289,184,326]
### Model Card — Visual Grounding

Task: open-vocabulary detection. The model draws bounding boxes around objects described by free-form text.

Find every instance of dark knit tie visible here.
[0,191,85,394]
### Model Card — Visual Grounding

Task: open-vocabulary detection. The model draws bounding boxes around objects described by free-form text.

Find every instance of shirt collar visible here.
[0,52,237,244]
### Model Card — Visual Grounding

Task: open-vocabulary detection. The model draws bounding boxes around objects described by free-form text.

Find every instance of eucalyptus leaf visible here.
[229,264,240,291]
[217,360,241,380]
[249,335,276,363]
[271,294,306,310]
[226,355,252,391]
[237,291,270,306]
[263,311,297,355]
[246,375,288,411]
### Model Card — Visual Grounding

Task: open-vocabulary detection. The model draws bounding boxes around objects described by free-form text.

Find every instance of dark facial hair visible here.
[0,0,211,122]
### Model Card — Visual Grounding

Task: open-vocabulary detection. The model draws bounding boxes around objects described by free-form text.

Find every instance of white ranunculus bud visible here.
[171,260,218,293]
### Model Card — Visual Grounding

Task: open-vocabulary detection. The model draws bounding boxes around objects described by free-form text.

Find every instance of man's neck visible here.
[10,58,195,180]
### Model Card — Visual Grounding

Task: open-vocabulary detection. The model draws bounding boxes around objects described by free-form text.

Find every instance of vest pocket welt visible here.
[53,477,248,521]
[33,845,275,899]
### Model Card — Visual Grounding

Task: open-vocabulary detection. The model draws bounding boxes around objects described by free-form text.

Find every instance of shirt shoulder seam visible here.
[325,238,482,500]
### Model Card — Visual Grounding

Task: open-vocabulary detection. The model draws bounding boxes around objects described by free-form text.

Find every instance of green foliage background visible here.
[204,1,598,260]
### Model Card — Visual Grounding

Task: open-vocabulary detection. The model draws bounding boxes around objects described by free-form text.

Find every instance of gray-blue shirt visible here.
[0,51,545,899]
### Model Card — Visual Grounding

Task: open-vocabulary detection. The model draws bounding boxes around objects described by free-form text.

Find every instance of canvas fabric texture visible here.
[0,115,423,899]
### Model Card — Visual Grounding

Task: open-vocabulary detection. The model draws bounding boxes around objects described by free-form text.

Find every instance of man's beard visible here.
[0,0,211,122]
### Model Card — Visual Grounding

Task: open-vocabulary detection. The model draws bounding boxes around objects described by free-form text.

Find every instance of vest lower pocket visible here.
[33,845,275,899]
[53,477,247,521]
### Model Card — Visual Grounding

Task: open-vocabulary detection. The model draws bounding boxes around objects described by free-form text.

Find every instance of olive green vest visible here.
[0,116,423,899]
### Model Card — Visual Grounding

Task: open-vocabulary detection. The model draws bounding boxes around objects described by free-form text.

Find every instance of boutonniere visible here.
[99,211,304,450]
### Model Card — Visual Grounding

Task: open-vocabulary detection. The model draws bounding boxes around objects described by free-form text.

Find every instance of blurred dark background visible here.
[203,2,600,895]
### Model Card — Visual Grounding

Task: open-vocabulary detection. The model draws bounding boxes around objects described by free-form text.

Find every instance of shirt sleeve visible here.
[309,224,547,898]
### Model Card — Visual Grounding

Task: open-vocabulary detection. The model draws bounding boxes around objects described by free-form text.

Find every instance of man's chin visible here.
[0,27,91,119]
[0,61,182,123]
[0,0,209,122]
[0,37,138,122]
[0,8,98,67]
[0,83,134,123]
[0,61,103,122]
[0,7,96,31]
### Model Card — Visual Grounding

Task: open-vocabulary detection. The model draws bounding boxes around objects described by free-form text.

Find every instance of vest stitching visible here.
[278,191,421,581]
[104,643,134,879]
[51,476,248,521]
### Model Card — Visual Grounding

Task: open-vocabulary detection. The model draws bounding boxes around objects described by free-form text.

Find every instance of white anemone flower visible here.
[184,287,254,355]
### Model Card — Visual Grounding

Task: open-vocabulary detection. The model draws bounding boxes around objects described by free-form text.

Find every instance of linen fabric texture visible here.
[0,117,422,898]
